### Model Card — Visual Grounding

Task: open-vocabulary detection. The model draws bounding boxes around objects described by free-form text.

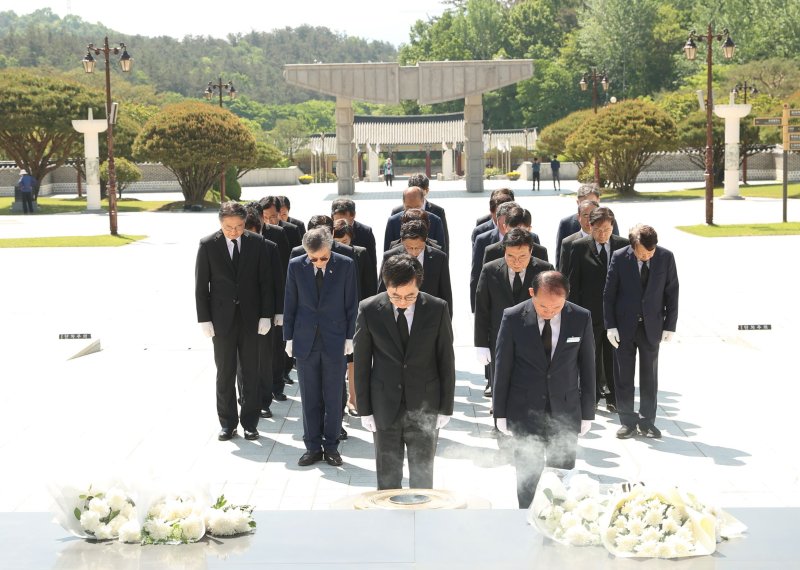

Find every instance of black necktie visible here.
[231,239,240,274]
[512,272,522,302]
[315,268,323,300]
[598,244,608,268]
[542,319,552,364]
[397,308,410,352]
[641,261,649,290]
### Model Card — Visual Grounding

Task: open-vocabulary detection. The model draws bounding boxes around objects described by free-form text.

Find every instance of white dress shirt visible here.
[416,250,425,267]
[393,302,416,333]
[536,311,562,360]
[507,267,526,289]
[226,236,240,258]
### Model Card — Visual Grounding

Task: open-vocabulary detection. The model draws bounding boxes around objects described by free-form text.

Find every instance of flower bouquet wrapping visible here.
[205,494,256,537]
[49,481,141,543]
[139,490,209,545]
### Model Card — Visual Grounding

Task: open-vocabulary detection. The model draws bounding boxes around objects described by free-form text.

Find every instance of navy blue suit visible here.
[471,229,540,312]
[384,211,446,253]
[603,245,679,429]
[283,252,358,452]
[555,213,619,268]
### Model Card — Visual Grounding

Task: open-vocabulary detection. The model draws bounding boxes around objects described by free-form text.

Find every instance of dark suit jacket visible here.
[389,237,442,251]
[493,301,596,435]
[603,245,679,346]
[264,238,285,314]
[555,214,620,268]
[378,245,453,318]
[474,258,554,351]
[483,239,548,265]
[472,219,494,245]
[354,244,377,301]
[558,230,587,276]
[568,235,630,325]
[283,252,358,360]
[354,292,455,430]
[287,216,306,236]
[262,224,290,273]
[352,220,377,275]
[391,200,449,255]
[195,230,275,334]
[476,213,491,227]
[384,210,446,254]
[470,227,501,312]
[290,241,364,299]
[279,219,302,249]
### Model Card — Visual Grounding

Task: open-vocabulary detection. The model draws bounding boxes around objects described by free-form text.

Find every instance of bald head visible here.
[403,186,425,210]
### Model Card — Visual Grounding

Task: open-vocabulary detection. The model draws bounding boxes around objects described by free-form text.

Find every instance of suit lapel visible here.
[378,295,404,354]
[550,305,571,362]
[215,232,236,277]
[405,294,426,354]
[497,261,514,302]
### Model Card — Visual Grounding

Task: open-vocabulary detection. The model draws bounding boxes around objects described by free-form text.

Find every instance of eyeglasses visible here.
[308,256,329,263]
[388,293,419,303]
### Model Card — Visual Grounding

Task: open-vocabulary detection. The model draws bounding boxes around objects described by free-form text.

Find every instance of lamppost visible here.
[683,25,736,225]
[579,69,609,186]
[205,78,237,202]
[732,80,758,184]
[82,37,133,236]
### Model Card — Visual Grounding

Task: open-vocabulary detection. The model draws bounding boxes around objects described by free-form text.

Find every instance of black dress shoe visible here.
[298,450,324,466]
[218,429,236,441]
[606,402,618,413]
[260,408,273,419]
[483,386,492,397]
[283,374,294,385]
[339,427,348,441]
[324,450,343,466]
[616,425,636,439]
[639,424,662,439]
[244,429,260,440]
[273,393,287,402]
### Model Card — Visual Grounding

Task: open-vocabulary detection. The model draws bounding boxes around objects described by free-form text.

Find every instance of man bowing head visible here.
[354,254,455,490]
[493,271,595,509]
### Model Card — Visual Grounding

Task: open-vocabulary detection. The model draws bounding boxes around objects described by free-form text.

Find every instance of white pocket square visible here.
[566,336,581,343]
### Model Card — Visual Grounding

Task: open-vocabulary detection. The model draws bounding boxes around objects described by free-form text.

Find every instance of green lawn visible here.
[0,196,174,215]
[677,223,800,237]
[0,235,147,248]
[601,182,800,201]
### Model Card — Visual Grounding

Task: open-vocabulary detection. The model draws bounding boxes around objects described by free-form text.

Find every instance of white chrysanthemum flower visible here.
[575,498,600,522]
[540,473,568,501]
[626,517,645,536]
[553,506,565,518]
[635,540,659,556]
[563,524,596,546]
[118,519,141,543]
[95,524,114,540]
[109,513,127,534]
[120,502,135,519]
[539,505,553,520]
[613,515,628,529]
[164,499,192,521]
[666,534,693,556]
[563,499,578,511]
[621,502,634,515]
[604,527,618,543]
[207,510,237,536]
[232,510,254,534]
[629,505,646,519]
[80,510,101,533]
[144,518,171,541]
[670,506,687,523]
[662,517,680,534]
[88,497,111,519]
[106,489,128,512]
[182,515,205,541]
[615,533,639,552]
[656,542,676,558]
[676,525,693,541]
[641,527,662,543]
[559,512,579,529]
[644,508,664,526]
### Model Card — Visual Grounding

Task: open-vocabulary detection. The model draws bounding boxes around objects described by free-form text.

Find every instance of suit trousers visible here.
[614,322,660,428]
[296,335,346,452]
[271,325,286,396]
[236,329,273,410]
[213,307,260,431]
[593,323,616,404]
[21,192,34,214]
[373,407,437,490]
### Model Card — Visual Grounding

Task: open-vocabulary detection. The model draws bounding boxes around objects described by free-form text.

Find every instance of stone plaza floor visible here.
[1,178,799,567]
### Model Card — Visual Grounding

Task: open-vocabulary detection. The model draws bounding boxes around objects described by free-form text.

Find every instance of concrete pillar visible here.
[425,148,432,178]
[368,145,379,181]
[335,97,355,195]
[442,146,454,180]
[464,94,484,193]
[71,108,108,211]
[714,96,752,200]
[519,161,532,182]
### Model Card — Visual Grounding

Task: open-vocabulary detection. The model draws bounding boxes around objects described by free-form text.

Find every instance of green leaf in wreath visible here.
[107,510,120,523]
[249,521,256,528]
[78,494,87,500]
[74,507,82,520]
[213,495,227,509]
[543,488,554,503]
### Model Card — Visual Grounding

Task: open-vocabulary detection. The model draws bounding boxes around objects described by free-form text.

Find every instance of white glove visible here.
[580,420,591,436]
[200,321,215,338]
[274,314,284,326]
[496,418,512,436]
[361,415,377,433]
[344,339,354,355]
[607,328,620,349]
[257,317,272,335]
[285,340,293,357]
[661,331,674,342]
[475,347,491,366]
[436,414,450,429]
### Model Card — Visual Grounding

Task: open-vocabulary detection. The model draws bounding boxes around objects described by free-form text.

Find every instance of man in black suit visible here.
[568,207,629,411]
[195,202,275,442]
[390,173,449,255]
[332,198,377,273]
[483,207,548,265]
[384,187,447,253]
[493,271,595,508]
[386,209,442,251]
[472,189,515,245]
[355,254,455,490]
[378,220,452,318]
[278,195,306,235]
[284,227,358,467]
[604,224,679,439]
[475,229,553,397]
[558,199,598,277]
[261,196,302,250]
[555,184,619,268]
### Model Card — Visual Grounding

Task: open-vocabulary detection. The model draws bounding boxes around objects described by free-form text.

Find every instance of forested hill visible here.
[0,9,397,105]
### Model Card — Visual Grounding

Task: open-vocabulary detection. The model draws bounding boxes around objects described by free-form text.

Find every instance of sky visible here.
[0,0,448,47]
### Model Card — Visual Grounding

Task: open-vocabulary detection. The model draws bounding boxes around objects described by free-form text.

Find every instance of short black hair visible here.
[577,184,601,199]
[489,190,515,213]
[382,253,424,289]
[258,196,279,211]
[331,198,356,216]
[279,195,291,210]
[333,218,353,239]
[401,208,430,229]
[629,224,658,250]
[504,206,529,228]
[496,201,519,220]
[308,215,334,232]
[400,219,429,242]
[532,270,569,297]
[577,199,599,214]
[407,173,429,191]
[244,206,263,232]
[218,201,247,220]
[502,227,534,251]
[245,200,263,216]
[589,206,615,227]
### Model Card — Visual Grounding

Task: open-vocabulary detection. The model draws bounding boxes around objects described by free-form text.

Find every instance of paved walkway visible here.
[1,179,798,514]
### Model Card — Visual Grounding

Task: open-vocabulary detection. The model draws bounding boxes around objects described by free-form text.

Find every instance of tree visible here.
[100,157,141,199]
[566,99,677,193]
[133,101,257,206]
[236,141,286,178]
[269,118,308,161]
[0,69,102,196]
[536,108,595,161]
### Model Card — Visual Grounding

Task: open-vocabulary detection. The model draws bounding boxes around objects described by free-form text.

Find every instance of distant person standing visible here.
[531,157,541,191]
[550,156,561,191]
[384,158,394,187]
[17,169,36,214]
